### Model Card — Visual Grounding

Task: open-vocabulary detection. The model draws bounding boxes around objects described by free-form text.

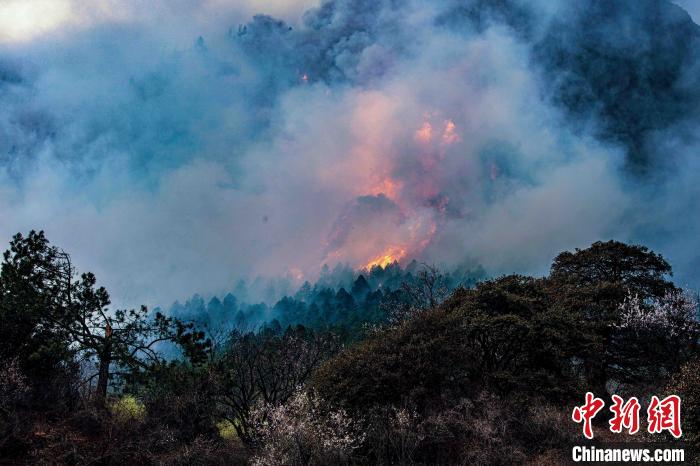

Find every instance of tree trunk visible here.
[95,323,112,408]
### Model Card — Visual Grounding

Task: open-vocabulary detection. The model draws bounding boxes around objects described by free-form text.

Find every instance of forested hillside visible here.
[164,261,484,340]
[0,232,697,464]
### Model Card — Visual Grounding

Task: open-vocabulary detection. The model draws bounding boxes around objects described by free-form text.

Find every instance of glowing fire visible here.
[415,121,433,142]
[289,267,304,281]
[416,118,459,145]
[442,119,460,145]
[369,176,402,201]
[321,103,461,273]
[363,246,407,270]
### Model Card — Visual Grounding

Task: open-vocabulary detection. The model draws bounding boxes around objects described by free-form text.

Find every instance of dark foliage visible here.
[0,232,696,464]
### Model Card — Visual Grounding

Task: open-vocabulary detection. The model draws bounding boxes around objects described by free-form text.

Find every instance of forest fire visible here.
[363,246,407,270]
[322,110,459,273]
[415,121,433,142]
[3,0,698,462]
[368,177,402,201]
[442,119,460,145]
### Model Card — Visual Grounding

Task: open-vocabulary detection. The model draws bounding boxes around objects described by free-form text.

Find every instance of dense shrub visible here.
[140,363,221,443]
[313,307,469,412]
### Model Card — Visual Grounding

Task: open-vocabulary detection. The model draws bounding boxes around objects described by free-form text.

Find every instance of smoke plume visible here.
[1,0,699,306]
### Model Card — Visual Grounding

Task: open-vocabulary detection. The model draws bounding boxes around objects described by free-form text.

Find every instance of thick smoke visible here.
[0,0,699,307]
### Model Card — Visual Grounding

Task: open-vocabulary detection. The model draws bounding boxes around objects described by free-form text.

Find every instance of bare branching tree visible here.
[215,327,339,445]
[381,264,450,326]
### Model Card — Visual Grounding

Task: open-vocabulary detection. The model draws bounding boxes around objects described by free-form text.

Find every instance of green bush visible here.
[110,394,146,424]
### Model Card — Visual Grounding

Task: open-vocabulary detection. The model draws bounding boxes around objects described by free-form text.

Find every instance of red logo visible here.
[572,392,606,439]
[573,393,682,439]
[609,395,641,434]
[647,395,682,438]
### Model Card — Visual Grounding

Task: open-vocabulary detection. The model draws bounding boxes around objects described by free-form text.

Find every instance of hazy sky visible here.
[675,0,700,21]
[2,1,695,44]
[0,0,319,44]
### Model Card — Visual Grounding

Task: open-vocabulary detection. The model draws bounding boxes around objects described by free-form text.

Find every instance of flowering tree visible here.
[617,289,698,337]
[215,326,339,444]
[613,289,699,384]
[249,389,364,466]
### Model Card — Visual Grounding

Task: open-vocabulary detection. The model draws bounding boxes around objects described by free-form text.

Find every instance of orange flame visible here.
[364,246,407,270]
[325,106,459,272]
[369,176,402,201]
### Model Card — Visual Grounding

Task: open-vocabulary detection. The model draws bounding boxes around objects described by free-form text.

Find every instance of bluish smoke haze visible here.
[1,0,699,307]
